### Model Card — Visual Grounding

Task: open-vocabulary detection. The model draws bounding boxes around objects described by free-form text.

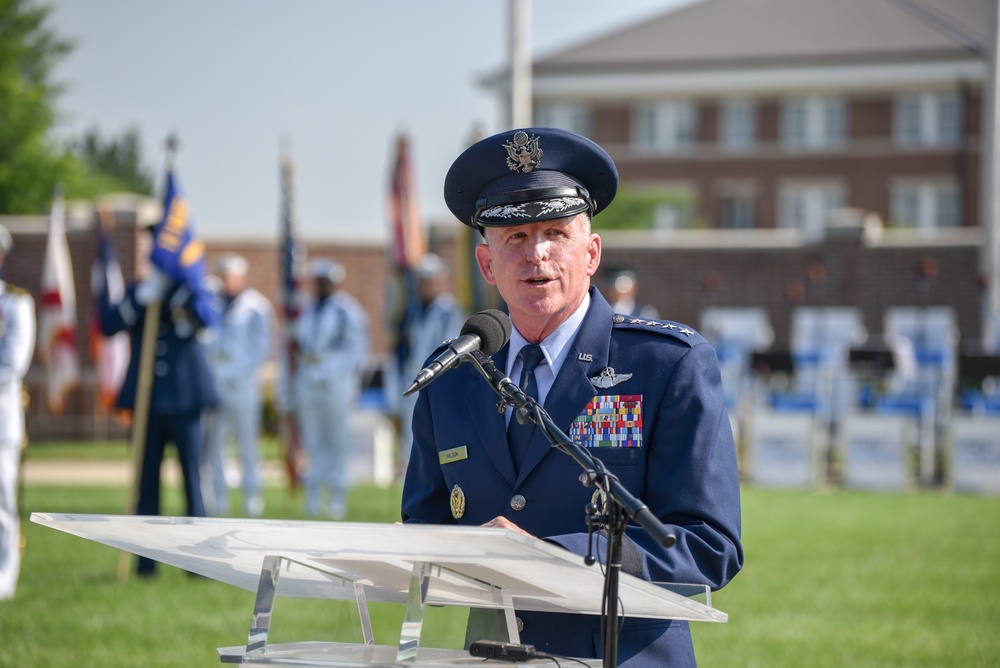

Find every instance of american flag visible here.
[279,154,305,490]
[89,207,129,410]
[38,192,80,414]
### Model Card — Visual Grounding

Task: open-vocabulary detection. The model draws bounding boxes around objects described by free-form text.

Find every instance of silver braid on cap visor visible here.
[479,196,590,222]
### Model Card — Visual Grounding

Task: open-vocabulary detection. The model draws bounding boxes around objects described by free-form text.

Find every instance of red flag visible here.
[389,133,425,271]
[39,193,80,414]
[89,207,130,410]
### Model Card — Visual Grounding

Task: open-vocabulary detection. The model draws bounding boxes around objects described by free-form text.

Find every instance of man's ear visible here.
[474,243,497,286]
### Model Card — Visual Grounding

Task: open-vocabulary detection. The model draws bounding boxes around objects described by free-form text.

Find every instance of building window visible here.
[894,91,962,147]
[632,100,697,153]
[721,99,756,151]
[534,102,590,136]
[780,95,845,149]
[716,180,757,229]
[720,192,756,229]
[891,179,961,228]
[778,181,845,241]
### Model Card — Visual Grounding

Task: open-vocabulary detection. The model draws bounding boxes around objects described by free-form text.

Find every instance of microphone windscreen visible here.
[460,309,512,355]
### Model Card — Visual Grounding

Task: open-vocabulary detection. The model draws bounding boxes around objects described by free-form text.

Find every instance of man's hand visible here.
[481,516,535,538]
[135,267,172,305]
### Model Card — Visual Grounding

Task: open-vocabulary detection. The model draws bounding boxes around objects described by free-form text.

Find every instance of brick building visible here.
[515,0,986,238]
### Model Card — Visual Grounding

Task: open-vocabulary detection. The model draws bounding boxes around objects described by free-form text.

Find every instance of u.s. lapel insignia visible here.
[589,367,633,389]
[578,352,593,362]
[503,131,543,173]
[450,484,466,519]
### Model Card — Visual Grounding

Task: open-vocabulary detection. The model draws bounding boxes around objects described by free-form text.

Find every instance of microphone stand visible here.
[465,350,676,668]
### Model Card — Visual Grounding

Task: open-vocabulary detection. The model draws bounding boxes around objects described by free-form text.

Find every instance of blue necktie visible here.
[508,344,545,472]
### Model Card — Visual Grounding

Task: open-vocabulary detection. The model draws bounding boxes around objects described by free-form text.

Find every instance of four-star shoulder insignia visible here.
[611,313,702,345]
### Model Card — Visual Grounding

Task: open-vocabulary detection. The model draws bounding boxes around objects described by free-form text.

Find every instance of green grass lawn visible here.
[3,478,999,667]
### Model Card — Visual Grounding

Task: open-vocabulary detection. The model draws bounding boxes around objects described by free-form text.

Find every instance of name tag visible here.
[570,395,643,448]
[439,446,468,465]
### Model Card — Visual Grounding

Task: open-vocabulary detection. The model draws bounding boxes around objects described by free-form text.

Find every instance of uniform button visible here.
[154,361,169,377]
[515,617,524,633]
[509,494,526,511]
[156,341,168,356]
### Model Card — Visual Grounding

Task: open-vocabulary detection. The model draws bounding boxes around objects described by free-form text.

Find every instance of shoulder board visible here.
[5,283,27,295]
[612,313,705,346]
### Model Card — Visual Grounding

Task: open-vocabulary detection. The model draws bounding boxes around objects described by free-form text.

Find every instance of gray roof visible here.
[535,0,989,72]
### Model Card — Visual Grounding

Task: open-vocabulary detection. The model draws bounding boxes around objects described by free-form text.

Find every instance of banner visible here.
[149,170,207,293]
[39,193,80,414]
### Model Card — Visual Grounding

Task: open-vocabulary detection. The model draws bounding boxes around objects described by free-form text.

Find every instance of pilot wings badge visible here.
[589,367,633,389]
[503,131,543,173]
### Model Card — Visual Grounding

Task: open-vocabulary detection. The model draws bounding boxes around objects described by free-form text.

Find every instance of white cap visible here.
[310,258,346,283]
[413,253,448,279]
[215,253,248,276]
[0,224,11,256]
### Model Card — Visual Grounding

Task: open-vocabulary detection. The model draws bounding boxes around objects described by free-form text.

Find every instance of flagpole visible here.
[116,134,177,581]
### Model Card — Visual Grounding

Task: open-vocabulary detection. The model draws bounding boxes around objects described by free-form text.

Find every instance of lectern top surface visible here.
[30,513,726,623]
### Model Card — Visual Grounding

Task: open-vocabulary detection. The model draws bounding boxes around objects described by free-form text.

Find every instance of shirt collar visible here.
[506,291,591,379]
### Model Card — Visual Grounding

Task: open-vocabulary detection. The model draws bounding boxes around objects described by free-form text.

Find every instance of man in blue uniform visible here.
[102,254,219,577]
[401,128,743,666]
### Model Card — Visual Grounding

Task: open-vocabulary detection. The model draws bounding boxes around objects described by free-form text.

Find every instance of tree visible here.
[593,185,698,231]
[74,126,155,196]
[0,0,145,212]
[0,0,74,212]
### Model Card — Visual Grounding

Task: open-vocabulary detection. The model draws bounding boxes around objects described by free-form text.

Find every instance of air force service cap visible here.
[0,223,11,256]
[444,127,618,229]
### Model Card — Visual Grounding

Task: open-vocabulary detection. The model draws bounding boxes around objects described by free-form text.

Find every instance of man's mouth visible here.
[526,277,551,285]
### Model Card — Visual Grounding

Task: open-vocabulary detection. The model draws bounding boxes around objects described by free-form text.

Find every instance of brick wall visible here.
[3,202,986,441]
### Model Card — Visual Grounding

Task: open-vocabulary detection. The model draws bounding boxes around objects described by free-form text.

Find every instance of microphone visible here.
[403,309,511,396]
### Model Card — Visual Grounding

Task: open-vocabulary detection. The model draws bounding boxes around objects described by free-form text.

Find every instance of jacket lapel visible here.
[465,345,517,487]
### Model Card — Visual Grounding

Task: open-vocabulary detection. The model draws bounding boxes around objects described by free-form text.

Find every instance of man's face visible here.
[475,213,601,342]
[315,276,334,300]
[220,271,246,298]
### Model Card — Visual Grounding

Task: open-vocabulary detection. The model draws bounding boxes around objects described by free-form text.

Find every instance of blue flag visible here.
[150,170,207,293]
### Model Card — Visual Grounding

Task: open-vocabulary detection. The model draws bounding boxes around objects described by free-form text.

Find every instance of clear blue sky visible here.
[48,0,691,242]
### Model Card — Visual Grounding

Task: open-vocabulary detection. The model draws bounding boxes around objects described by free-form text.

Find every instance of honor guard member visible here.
[397,253,464,473]
[294,259,369,519]
[101,248,219,577]
[203,253,274,517]
[402,128,743,666]
[607,268,659,320]
[0,225,35,600]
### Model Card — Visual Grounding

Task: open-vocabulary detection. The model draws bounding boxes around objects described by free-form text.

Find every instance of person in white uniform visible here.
[293,259,369,519]
[202,254,274,517]
[0,224,35,600]
[397,253,464,473]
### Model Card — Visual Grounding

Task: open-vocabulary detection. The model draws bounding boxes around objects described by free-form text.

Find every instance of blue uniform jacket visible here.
[402,287,743,667]
[102,282,220,415]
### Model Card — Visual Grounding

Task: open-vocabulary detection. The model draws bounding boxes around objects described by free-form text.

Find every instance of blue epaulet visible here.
[611,313,704,347]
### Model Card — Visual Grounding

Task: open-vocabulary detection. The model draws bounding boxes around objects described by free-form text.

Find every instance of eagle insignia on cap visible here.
[504,131,543,173]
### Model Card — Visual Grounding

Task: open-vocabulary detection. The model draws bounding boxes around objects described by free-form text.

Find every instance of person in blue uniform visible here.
[101,252,219,577]
[401,128,743,667]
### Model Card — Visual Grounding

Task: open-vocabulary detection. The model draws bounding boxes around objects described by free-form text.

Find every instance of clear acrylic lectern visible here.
[31,514,726,666]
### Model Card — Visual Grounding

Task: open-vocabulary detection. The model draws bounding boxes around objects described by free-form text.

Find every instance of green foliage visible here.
[0,0,151,213]
[74,126,155,196]
[593,184,696,230]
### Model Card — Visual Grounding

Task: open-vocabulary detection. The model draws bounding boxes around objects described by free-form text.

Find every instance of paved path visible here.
[22,459,289,487]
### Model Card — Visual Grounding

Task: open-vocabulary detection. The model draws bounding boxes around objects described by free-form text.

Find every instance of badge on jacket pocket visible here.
[569,394,643,448]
